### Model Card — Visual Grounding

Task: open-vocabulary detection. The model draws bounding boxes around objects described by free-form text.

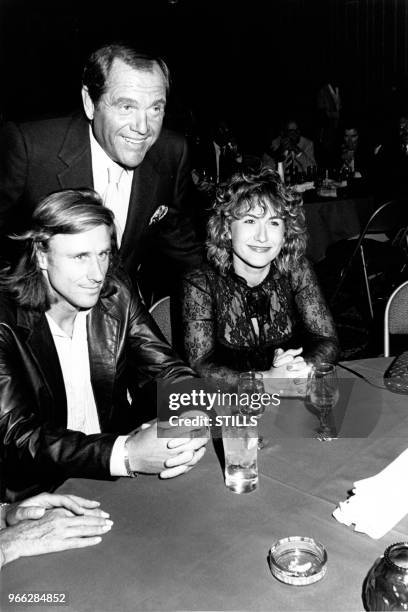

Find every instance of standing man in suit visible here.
[0,43,203,299]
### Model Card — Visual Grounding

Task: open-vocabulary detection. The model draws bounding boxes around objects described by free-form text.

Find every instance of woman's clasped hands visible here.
[272,347,311,377]
[262,347,311,397]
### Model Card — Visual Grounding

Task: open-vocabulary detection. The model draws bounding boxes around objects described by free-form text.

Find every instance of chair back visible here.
[363,200,404,234]
[331,200,408,318]
[149,296,172,345]
[384,280,408,356]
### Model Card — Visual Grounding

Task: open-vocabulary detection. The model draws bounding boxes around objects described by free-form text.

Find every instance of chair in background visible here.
[149,296,172,345]
[330,200,408,319]
[384,280,408,356]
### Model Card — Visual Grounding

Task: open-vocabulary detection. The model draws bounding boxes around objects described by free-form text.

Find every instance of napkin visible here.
[333,448,408,539]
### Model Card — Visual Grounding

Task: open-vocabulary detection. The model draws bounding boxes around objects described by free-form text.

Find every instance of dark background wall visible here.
[2,0,408,150]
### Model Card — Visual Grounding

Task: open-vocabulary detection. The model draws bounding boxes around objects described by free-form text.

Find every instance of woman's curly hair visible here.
[207,167,307,275]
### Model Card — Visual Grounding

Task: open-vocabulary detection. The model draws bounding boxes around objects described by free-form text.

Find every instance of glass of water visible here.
[308,363,339,441]
[222,421,258,494]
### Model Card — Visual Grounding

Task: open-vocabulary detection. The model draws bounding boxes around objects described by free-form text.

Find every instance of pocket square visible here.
[149,205,168,226]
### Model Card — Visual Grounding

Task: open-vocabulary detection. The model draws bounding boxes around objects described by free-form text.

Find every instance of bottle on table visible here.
[364,543,408,610]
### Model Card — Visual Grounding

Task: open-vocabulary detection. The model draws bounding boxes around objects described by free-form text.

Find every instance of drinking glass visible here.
[308,363,339,441]
[237,371,266,448]
[222,421,258,493]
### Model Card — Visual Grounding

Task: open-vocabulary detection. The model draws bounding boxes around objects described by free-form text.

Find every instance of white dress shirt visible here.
[46,311,128,476]
[89,127,133,247]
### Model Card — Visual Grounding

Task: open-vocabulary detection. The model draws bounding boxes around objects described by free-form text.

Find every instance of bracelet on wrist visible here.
[124,435,138,478]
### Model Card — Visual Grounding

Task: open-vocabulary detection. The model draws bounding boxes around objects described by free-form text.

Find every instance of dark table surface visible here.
[2,357,408,612]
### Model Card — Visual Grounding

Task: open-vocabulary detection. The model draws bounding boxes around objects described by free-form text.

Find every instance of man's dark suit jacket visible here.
[0,114,203,296]
[0,268,196,502]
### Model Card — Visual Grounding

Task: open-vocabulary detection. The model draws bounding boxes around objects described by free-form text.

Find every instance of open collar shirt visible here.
[45,310,127,476]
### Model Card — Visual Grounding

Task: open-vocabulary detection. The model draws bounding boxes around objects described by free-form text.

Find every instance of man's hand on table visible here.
[0,493,112,567]
[5,493,109,526]
[0,509,112,566]
[126,417,209,479]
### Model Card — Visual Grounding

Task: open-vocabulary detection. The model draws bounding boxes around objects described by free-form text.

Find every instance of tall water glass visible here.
[222,421,258,493]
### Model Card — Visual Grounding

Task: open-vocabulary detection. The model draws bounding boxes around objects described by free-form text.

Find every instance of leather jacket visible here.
[0,271,195,501]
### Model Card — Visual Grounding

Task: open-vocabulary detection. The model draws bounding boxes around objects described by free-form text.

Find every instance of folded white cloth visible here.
[333,448,408,539]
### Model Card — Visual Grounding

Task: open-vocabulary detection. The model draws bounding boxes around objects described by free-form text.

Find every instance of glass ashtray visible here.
[268,536,327,586]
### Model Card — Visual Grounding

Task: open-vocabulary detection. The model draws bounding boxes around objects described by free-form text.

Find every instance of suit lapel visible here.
[57,115,93,190]
[18,310,68,424]
[120,148,161,260]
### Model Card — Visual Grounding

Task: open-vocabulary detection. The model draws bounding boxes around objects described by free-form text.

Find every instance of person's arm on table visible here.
[124,420,207,479]
[120,285,208,478]
[4,493,109,525]
[0,325,118,487]
[0,509,112,568]
[110,425,206,479]
[181,272,309,391]
[181,271,243,388]
[292,258,339,364]
[0,322,201,488]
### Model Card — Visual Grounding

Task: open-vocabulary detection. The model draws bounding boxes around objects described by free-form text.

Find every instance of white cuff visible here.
[109,436,128,476]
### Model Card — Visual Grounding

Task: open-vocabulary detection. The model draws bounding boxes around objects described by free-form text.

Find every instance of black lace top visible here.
[181,258,339,387]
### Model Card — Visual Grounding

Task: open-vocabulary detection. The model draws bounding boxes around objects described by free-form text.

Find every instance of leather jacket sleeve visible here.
[0,320,118,498]
[100,273,197,418]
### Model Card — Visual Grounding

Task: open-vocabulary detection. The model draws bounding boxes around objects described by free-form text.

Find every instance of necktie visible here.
[103,165,126,247]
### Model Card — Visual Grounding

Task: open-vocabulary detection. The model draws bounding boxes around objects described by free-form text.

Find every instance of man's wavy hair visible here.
[82,43,170,105]
[2,189,118,311]
[207,168,307,275]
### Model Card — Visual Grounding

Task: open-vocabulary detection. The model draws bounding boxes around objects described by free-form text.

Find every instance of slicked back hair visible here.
[82,43,170,105]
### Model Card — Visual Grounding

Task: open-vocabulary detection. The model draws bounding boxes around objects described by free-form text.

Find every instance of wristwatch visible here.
[124,435,138,478]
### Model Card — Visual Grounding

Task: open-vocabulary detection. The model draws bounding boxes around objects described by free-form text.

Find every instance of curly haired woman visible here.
[181,168,339,388]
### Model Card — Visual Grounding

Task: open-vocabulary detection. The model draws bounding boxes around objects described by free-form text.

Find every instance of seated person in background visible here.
[263,118,316,183]
[336,120,372,181]
[191,118,243,187]
[0,188,207,501]
[181,168,339,388]
[0,492,112,568]
[191,118,244,240]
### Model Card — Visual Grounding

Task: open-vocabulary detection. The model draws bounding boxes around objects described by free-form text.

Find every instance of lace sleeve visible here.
[291,258,339,364]
[181,270,242,388]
